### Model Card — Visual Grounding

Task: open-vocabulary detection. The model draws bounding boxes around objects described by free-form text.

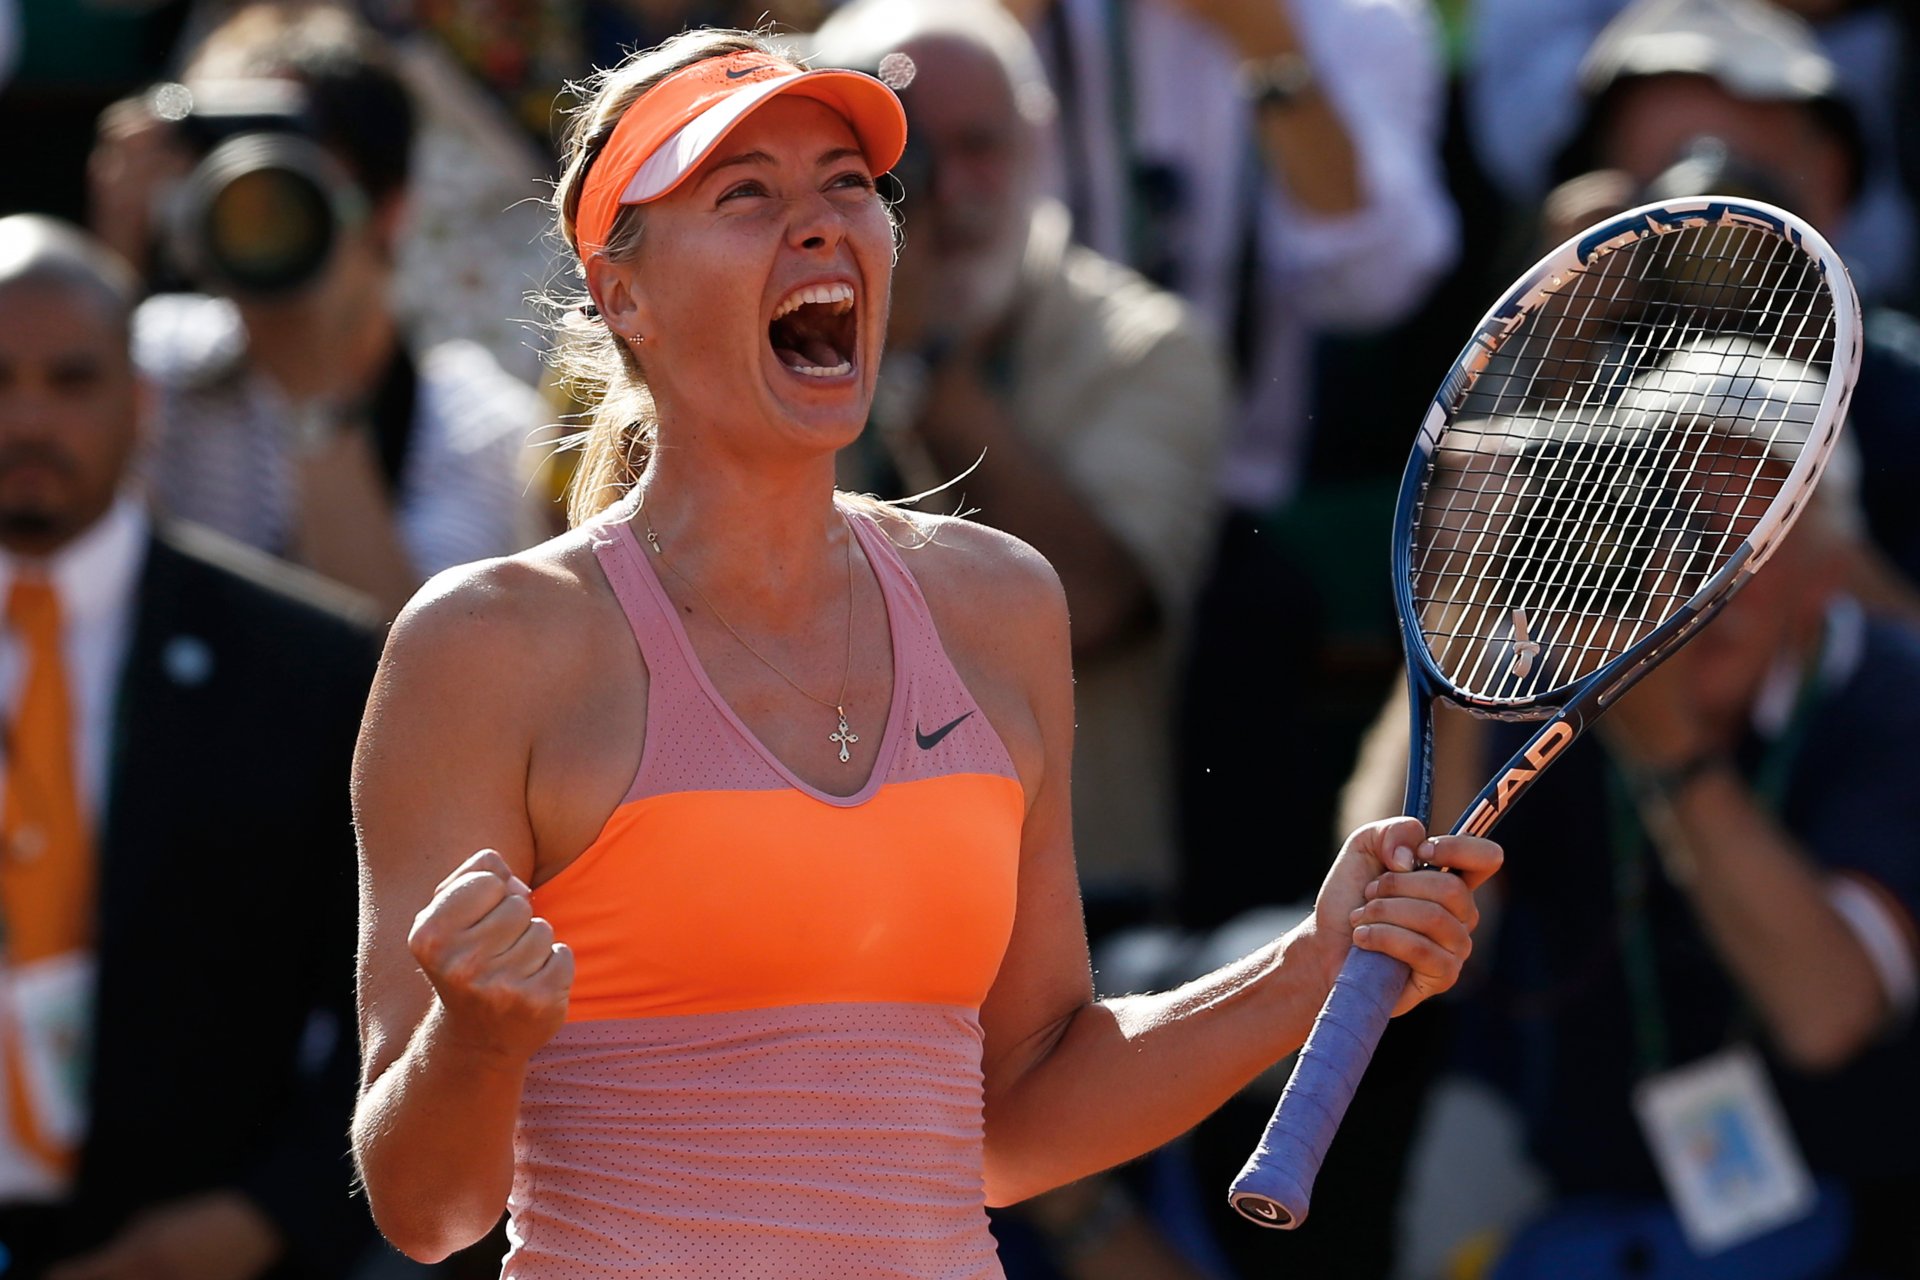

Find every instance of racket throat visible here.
[1456,717,1579,838]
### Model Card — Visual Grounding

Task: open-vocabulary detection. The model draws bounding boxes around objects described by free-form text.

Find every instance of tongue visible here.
[774,335,846,371]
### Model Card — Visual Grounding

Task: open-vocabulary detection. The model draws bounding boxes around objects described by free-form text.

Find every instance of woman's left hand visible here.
[1312,816,1502,1016]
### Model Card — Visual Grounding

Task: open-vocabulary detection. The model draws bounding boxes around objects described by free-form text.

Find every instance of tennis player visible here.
[349,28,1500,1274]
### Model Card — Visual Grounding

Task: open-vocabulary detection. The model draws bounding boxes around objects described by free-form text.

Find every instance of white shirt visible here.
[132,293,545,579]
[1044,0,1459,507]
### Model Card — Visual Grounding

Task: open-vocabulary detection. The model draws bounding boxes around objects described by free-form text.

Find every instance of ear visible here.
[585,253,656,346]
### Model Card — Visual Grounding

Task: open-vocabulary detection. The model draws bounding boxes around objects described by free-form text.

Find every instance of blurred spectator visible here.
[1033,0,1455,502]
[0,214,377,1278]
[1468,0,1918,304]
[1346,473,1920,1277]
[89,2,547,617]
[398,0,832,145]
[1516,0,1920,609]
[385,34,562,388]
[813,0,1230,926]
[1015,0,1456,928]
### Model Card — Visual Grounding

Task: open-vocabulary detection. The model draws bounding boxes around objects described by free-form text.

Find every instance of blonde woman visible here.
[349,28,1500,1275]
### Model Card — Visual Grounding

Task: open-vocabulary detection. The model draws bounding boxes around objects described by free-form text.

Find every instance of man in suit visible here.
[0,214,379,1278]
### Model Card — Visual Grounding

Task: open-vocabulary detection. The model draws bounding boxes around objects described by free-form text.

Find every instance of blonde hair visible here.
[549,28,793,526]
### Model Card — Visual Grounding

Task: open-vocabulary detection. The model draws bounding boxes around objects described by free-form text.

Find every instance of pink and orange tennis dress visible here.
[502,501,1026,1278]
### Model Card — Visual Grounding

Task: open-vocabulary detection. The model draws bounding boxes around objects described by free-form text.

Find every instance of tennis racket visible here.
[1227,195,1861,1229]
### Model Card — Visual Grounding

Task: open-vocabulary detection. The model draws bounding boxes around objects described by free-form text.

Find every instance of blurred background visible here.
[0,0,1915,1277]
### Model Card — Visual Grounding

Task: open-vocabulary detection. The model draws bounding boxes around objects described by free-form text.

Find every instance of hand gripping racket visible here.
[1228,196,1861,1228]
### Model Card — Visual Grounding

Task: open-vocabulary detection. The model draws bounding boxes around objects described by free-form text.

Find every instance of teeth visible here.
[790,360,853,378]
[772,281,855,320]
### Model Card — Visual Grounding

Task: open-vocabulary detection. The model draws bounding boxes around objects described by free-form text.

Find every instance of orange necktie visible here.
[0,576,91,1171]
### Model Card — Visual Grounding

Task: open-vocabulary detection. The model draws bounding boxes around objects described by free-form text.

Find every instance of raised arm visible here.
[973,551,1499,1204]
[1599,637,1901,1071]
[350,568,573,1261]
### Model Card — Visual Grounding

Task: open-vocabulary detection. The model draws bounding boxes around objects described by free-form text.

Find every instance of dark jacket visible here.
[3,521,382,1279]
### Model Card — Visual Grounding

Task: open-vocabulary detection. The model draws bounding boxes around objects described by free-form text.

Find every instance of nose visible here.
[786,190,848,254]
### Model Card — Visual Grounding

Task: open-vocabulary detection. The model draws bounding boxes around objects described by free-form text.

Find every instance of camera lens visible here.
[207,166,333,290]
[169,133,364,297]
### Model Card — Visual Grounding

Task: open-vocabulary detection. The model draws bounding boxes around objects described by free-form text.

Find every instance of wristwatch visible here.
[1238,51,1317,110]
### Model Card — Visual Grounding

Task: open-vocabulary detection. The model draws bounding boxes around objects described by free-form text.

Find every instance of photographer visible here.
[89,2,545,617]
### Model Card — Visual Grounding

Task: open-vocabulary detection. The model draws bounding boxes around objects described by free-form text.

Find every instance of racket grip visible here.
[1227,944,1407,1229]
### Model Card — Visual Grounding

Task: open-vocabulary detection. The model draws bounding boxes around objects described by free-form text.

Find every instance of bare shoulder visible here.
[385,529,610,676]
[371,528,624,733]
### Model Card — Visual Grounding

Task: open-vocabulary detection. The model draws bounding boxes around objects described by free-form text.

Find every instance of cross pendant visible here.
[829,708,858,763]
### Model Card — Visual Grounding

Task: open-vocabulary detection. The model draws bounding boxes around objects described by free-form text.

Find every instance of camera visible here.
[148,78,368,298]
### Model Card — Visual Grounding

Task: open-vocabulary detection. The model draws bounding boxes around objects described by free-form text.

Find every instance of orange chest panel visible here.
[535,773,1025,1022]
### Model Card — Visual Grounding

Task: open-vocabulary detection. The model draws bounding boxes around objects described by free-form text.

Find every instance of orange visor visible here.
[574,50,908,257]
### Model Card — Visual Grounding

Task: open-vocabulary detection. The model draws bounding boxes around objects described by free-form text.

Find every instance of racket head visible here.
[1392,196,1861,727]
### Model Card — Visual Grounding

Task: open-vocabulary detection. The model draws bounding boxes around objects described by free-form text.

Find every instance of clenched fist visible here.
[408,849,573,1063]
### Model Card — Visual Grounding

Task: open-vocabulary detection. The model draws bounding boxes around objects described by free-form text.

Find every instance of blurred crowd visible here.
[0,0,1915,1278]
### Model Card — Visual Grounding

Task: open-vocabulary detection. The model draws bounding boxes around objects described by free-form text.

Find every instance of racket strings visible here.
[1517,229,1818,667]
[1440,311,1786,691]
[1410,220,1834,702]
[1437,231,1819,693]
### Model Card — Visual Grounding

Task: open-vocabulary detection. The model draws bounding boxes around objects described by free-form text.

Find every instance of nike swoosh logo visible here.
[724,67,760,79]
[915,711,973,750]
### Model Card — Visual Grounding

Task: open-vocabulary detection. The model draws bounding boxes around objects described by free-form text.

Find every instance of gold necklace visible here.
[641,501,861,764]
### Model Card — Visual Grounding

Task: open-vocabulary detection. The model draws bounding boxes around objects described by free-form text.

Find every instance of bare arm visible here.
[1167,0,1362,216]
[351,571,573,1260]
[87,94,192,280]
[1633,768,1887,1070]
[975,558,1497,1203]
[1604,649,1891,1070]
[1594,559,1901,1072]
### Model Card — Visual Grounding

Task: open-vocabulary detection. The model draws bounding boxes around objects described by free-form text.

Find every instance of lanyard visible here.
[1605,634,1829,1079]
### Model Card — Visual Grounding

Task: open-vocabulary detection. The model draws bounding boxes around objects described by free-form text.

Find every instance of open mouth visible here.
[769,281,857,379]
